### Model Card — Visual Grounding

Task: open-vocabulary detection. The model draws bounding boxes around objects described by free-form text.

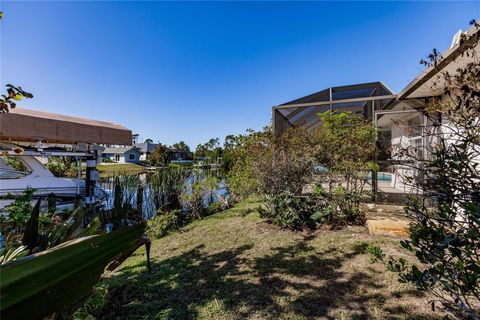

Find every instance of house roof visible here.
[135,142,158,154]
[0,107,132,145]
[169,148,190,153]
[399,22,480,99]
[103,146,140,154]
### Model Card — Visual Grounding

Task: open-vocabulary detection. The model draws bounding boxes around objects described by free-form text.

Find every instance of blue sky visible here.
[1,1,479,148]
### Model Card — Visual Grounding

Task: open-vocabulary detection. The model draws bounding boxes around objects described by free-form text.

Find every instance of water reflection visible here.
[100,168,229,219]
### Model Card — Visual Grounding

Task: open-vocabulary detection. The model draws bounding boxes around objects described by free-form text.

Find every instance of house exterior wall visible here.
[102,153,116,162]
[102,150,141,164]
[121,149,141,163]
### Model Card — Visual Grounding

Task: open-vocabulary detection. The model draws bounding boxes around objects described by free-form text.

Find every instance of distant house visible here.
[169,148,193,161]
[135,142,193,162]
[101,146,142,164]
[135,142,157,161]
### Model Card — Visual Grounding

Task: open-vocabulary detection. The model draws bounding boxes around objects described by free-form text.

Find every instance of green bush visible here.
[1,189,35,229]
[180,174,219,219]
[258,188,367,230]
[311,186,368,226]
[3,156,30,173]
[146,210,180,239]
[228,113,375,230]
[259,193,320,229]
[205,201,225,215]
[46,157,79,178]
[226,129,269,200]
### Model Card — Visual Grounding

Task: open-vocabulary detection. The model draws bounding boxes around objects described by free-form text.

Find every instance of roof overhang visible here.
[0,108,132,145]
[399,22,480,100]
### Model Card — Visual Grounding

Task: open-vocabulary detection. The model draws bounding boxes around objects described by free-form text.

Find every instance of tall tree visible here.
[195,138,220,159]
[171,141,190,152]
[149,143,170,166]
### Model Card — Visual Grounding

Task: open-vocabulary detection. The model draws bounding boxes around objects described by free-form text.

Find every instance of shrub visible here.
[1,189,35,229]
[148,168,187,213]
[311,111,377,225]
[181,173,219,219]
[46,157,79,178]
[229,113,375,229]
[205,201,225,215]
[311,186,369,226]
[146,210,180,239]
[259,193,321,229]
[226,129,270,199]
[2,155,30,173]
[149,143,170,166]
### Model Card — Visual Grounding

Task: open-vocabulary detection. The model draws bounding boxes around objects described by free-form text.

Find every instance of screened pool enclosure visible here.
[272,82,428,204]
[271,23,479,204]
[272,82,396,134]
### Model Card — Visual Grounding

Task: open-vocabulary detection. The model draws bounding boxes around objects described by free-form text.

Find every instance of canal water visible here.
[99,168,229,219]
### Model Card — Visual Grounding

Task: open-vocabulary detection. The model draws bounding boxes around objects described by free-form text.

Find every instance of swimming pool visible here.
[314,166,392,182]
[365,172,392,182]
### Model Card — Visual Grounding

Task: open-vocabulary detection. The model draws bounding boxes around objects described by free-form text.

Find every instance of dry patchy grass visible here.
[96,199,445,320]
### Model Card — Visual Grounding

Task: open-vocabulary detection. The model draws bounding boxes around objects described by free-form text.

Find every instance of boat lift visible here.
[0,107,132,208]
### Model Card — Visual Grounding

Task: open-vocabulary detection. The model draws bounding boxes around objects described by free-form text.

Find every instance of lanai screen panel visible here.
[374,105,425,202]
[273,82,395,135]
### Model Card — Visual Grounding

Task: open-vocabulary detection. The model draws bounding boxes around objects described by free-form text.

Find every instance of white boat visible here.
[0,155,107,210]
[0,155,86,209]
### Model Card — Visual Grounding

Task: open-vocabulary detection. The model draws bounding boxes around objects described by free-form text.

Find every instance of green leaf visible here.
[22,199,41,252]
[1,224,146,320]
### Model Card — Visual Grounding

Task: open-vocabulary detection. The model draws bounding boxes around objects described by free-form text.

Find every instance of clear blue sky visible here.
[1,1,478,148]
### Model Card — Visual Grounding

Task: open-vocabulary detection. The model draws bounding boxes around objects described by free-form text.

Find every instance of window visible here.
[115,155,120,162]
[129,154,135,160]
[0,156,31,179]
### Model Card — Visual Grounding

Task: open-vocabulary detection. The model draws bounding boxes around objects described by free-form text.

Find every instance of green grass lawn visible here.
[96,163,145,176]
[96,199,443,320]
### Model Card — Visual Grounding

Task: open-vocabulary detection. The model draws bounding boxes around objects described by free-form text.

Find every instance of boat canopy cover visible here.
[0,108,132,145]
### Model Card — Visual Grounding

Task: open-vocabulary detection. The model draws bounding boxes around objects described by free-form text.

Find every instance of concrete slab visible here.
[367,219,410,237]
